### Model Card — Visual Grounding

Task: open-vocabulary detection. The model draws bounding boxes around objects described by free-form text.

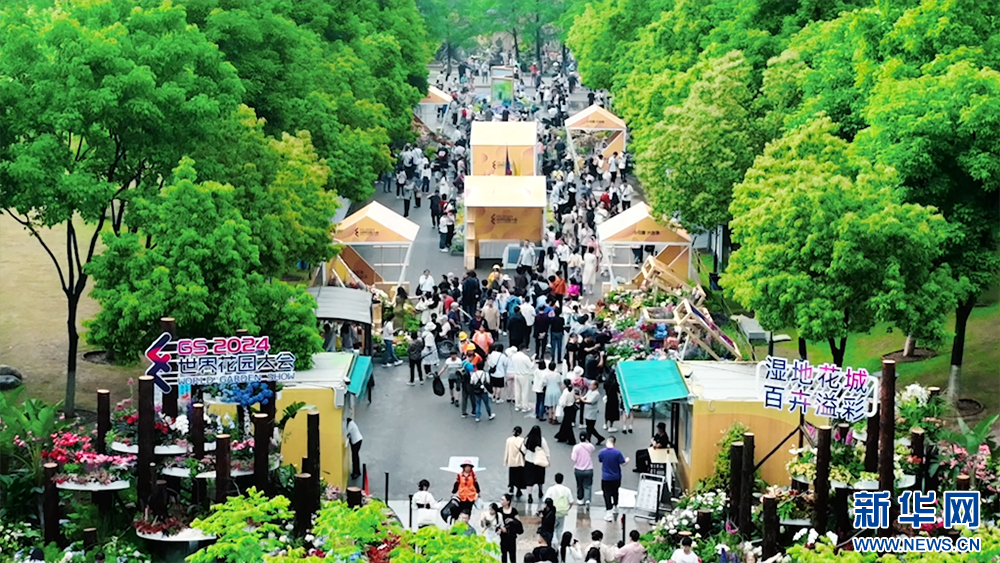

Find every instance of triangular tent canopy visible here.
[335,201,419,244]
[464,176,547,208]
[597,202,691,244]
[566,105,627,131]
[420,85,451,105]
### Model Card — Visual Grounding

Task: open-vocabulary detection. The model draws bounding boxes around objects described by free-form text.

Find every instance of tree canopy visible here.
[568,0,999,391]
[1,0,429,412]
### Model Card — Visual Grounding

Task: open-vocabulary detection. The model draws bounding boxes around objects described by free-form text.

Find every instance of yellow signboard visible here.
[470,206,544,241]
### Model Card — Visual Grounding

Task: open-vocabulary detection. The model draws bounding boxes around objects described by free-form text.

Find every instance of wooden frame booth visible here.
[334,201,418,295]
[597,202,695,292]
[565,105,627,173]
[463,175,546,270]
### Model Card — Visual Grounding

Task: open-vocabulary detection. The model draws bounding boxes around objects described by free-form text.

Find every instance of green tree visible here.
[857,61,1000,401]
[636,51,765,265]
[84,159,322,367]
[416,0,485,75]
[0,0,243,415]
[724,117,952,366]
[191,106,339,276]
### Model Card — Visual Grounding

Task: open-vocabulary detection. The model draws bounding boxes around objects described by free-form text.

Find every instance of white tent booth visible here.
[564,105,628,174]
[596,202,695,293]
[415,85,451,130]
[334,201,419,296]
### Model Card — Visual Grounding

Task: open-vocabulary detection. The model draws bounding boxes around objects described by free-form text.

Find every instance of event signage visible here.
[144,332,296,390]
[756,355,878,422]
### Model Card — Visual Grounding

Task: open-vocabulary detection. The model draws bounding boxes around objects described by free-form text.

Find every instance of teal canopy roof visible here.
[616,360,689,411]
[347,355,373,397]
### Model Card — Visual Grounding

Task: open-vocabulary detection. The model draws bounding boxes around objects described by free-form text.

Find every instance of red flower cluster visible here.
[366,533,401,563]
[43,431,93,464]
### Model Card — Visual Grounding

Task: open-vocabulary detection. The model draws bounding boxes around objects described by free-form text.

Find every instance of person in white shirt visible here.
[531,360,548,420]
[670,537,700,563]
[381,318,402,366]
[543,473,575,538]
[607,152,618,185]
[412,479,440,529]
[418,270,436,294]
[346,418,363,479]
[521,301,536,329]
[620,183,634,210]
[518,240,536,270]
[587,531,617,563]
[508,347,535,412]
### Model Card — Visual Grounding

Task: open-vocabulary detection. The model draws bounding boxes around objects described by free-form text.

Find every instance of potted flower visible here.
[106,399,192,455]
[43,431,136,490]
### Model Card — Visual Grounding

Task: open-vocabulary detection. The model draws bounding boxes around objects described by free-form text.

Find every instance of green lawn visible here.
[754,302,1000,416]
[694,251,999,415]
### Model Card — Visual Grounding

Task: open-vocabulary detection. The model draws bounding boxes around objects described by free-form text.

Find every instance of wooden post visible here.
[43,463,60,546]
[864,411,879,473]
[739,432,754,536]
[956,474,970,491]
[83,528,98,552]
[150,476,168,518]
[346,486,364,509]
[835,487,851,539]
[306,411,320,500]
[160,317,178,419]
[216,434,231,503]
[878,360,897,537]
[137,376,155,506]
[927,386,941,398]
[814,425,832,533]
[761,495,778,561]
[190,403,206,505]
[253,413,271,494]
[294,473,313,537]
[96,390,111,455]
[910,427,925,492]
[696,509,712,534]
[263,381,277,420]
[836,423,851,443]
[729,441,743,524]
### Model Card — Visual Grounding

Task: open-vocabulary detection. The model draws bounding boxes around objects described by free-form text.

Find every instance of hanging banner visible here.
[755,356,878,422]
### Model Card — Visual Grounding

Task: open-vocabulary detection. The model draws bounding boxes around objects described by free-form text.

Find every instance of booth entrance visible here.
[333,201,419,296]
[470,121,537,176]
[564,105,627,173]
[416,85,451,131]
[463,175,547,270]
[596,202,695,291]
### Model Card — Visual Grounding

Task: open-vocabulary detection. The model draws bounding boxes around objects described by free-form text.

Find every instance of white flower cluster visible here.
[653,490,728,535]
[898,383,930,407]
[791,528,838,547]
[170,414,189,435]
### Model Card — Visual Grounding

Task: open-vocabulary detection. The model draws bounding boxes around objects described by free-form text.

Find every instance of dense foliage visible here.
[0,0,430,405]
[566,0,999,380]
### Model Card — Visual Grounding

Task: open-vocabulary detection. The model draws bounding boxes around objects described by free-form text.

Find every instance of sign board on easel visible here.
[633,473,667,520]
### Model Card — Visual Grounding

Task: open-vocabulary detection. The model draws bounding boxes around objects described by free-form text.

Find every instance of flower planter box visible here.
[160,466,254,479]
[56,479,131,492]
[111,441,216,455]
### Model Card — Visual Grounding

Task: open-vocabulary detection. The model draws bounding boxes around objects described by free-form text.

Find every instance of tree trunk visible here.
[535,24,542,71]
[512,28,519,66]
[720,223,732,272]
[828,336,847,367]
[65,291,80,416]
[712,228,720,274]
[798,337,808,361]
[446,42,453,78]
[948,296,975,405]
[903,334,915,357]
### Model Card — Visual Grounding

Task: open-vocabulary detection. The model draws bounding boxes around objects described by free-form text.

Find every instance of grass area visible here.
[695,250,999,415]
[0,215,137,411]
[754,302,1000,417]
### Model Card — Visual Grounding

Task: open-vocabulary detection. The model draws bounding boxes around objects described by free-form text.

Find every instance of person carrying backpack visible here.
[543,473,575,538]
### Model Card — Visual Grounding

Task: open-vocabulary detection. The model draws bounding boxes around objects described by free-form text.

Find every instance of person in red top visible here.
[549,274,567,306]
[453,461,480,515]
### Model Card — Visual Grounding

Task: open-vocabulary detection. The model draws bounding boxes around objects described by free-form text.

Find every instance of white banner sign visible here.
[755,356,878,422]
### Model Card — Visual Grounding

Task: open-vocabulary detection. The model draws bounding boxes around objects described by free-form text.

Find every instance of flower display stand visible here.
[111,442,216,455]
[55,480,131,492]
